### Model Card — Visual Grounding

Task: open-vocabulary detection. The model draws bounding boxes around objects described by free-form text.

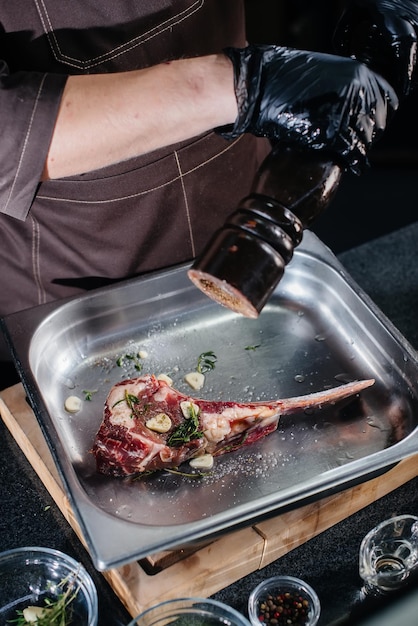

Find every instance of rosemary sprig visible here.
[196,351,217,374]
[131,467,208,481]
[166,468,208,479]
[217,432,249,454]
[167,403,203,447]
[112,390,150,418]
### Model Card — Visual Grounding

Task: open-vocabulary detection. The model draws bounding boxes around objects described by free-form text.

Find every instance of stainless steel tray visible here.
[2,231,418,571]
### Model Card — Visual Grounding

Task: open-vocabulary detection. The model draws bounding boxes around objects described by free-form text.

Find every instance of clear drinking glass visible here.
[359,514,418,595]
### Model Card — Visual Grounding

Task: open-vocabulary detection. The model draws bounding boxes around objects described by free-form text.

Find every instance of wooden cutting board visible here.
[1,382,418,618]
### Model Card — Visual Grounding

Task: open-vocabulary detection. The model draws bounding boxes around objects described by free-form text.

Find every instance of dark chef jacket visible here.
[0,0,269,333]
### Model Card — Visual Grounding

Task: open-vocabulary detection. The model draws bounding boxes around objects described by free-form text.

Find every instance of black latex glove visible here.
[218,45,398,173]
[333,0,418,98]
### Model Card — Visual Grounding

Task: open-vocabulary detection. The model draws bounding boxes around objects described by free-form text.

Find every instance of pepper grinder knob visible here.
[188,146,342,317]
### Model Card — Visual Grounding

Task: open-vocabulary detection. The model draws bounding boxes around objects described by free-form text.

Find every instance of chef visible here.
[0,0,416,382]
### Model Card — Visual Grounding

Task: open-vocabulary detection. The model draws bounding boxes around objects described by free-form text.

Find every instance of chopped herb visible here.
[245,344,260,351]
[82,389,97,401]
[116,352,144,371]
[196,351,217,374]
[167,403,203,446]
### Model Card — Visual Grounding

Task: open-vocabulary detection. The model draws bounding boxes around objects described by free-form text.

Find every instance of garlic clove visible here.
[184,371,205,390]
[146,413,172,433]
[189,454,214,469]
[64,395,82,413]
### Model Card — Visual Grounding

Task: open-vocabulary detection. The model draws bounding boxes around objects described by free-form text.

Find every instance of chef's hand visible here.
[333,0,418,98]
[218,45,398,173]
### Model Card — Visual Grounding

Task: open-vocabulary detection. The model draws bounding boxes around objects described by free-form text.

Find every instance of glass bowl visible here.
[248,575,321,626]
[128,597,251,625]
[0,546,98,626]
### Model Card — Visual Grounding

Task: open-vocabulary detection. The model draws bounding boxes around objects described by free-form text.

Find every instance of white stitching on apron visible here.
[174,149,195,257]
[2,75,47,214]
[37,135,244,204]
[30,215,47,305]
[34,0,205,70]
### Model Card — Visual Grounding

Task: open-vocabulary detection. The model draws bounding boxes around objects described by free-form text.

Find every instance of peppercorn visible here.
[257,591,310,625]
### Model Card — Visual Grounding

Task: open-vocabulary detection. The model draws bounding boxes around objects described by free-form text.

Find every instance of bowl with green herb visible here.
[0,546,98,625]
[128,597,251,626]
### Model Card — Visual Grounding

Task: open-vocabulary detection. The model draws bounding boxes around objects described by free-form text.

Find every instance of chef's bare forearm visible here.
[42,53,237,180]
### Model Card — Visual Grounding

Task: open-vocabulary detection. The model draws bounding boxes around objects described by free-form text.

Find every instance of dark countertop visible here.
[1,222,418,626]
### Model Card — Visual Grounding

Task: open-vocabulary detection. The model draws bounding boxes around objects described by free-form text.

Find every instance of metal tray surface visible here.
[2,231,418,571]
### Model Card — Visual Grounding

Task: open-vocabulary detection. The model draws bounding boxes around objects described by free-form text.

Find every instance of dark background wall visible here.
[243,1,418,253]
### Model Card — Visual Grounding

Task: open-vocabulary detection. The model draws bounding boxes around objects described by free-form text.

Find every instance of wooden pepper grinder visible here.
[188,7,409,318]
[188,145,342,317]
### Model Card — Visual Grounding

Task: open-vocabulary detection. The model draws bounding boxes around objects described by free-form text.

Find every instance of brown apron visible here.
[0,0,270,331]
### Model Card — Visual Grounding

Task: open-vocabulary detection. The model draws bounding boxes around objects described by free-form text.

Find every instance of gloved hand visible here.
[218,45,398,173]
[333,0,418,98]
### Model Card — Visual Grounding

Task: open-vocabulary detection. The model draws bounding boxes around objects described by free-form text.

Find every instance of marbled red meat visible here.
[92,374,374,477]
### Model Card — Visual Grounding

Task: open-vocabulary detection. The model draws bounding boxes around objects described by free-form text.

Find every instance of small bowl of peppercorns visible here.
[248,575,321,626]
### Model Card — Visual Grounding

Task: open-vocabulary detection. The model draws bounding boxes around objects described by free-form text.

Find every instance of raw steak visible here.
[92,374,374,477]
